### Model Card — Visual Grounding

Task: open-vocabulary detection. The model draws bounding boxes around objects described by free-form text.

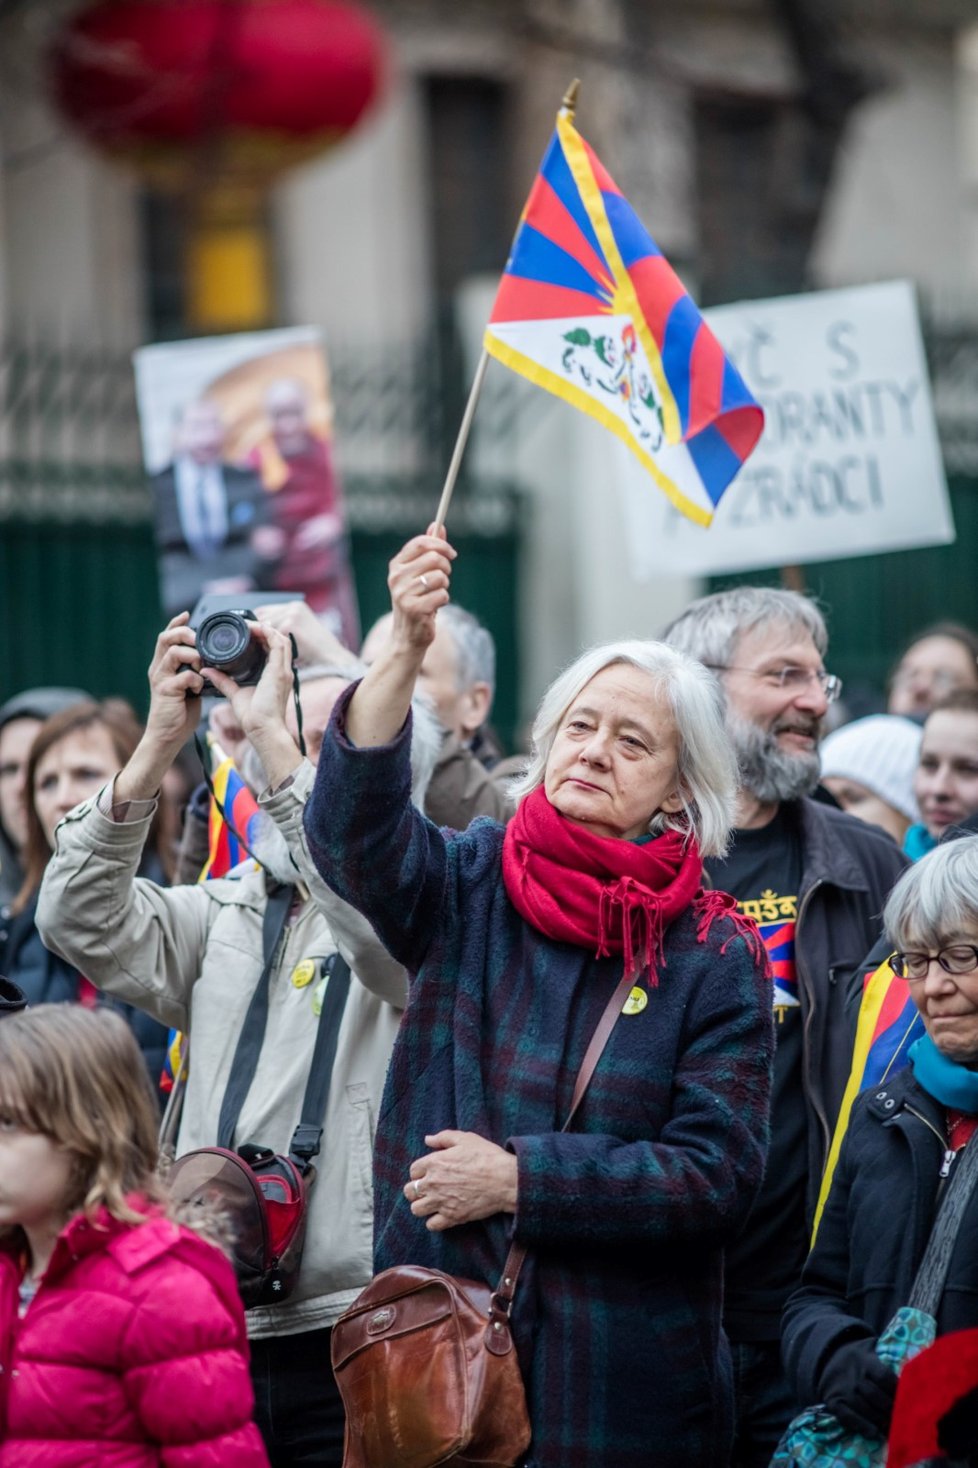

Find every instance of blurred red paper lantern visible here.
[50,0,388,185]
[48,0,389,327]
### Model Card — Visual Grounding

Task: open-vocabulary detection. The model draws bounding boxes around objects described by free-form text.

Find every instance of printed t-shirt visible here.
[706,803,809,1342]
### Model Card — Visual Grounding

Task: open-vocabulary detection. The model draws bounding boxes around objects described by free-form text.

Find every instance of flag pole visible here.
[433,348,490,531]
[433,77,582,531]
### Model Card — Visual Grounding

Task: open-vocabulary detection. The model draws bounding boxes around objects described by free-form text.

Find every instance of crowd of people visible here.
[1,536,978,1467]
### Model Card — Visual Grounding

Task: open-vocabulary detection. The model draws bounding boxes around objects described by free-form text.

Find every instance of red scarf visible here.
[502,786,706,983]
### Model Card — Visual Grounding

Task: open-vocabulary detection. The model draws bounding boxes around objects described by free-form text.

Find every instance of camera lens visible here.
[196,610,266,691]
[208,622,243,657]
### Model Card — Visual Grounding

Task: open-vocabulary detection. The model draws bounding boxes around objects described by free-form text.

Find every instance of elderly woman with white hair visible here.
[782,836,978,1451]
[303,530,774,1468]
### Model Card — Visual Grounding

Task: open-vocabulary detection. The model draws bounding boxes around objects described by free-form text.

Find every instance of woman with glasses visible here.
[782,837,978,1447]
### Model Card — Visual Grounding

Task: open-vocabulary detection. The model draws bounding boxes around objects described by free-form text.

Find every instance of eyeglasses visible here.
[888,945,978,981]
[891,667,977,694]
[705,665,843,704]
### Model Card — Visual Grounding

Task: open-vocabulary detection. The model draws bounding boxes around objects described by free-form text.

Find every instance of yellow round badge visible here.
[291,959,318,990]
[622,986,648,1016]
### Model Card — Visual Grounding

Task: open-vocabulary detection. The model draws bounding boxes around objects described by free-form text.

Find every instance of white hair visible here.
[662,586,828,668]
[509,639,737,857]
[884,836,978,952]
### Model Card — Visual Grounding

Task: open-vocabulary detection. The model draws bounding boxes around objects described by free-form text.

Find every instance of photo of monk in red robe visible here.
[248,376,360,648]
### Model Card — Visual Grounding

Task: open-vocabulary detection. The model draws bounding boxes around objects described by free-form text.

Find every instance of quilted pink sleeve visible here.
[120,1245,270,1467]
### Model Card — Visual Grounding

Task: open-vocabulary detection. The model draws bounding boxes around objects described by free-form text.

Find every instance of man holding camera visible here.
[36,613,431,1467]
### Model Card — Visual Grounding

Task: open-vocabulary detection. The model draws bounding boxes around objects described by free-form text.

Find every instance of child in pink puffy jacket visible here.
[0,1004,270,1467]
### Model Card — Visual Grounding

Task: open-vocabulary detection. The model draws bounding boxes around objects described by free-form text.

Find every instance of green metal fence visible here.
[2,318,977,735]
[0,337,525,749]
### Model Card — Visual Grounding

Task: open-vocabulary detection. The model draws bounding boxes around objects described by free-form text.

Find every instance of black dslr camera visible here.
[196,609,266,695]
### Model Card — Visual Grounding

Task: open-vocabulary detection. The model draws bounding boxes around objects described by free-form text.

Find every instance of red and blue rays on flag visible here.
[160,748,262,1093]
[484,105,764,525]
[813,960,924,1237]
[758,919,798,1009]
[203,754,262,881]
[856,966,925,1093]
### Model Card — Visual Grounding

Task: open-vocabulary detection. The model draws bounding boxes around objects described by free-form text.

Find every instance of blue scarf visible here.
[904,823,937,862]
[909,1033,978,1113]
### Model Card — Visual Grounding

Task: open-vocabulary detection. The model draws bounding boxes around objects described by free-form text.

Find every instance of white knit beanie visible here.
[819,714,922,824]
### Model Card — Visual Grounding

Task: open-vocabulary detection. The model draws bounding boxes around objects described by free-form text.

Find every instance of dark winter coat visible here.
[0,890,169,1089]
[782,1067,978,1407]
[304,688,774,1468]
[0,1205,269,1467]
[788,798,909,1219]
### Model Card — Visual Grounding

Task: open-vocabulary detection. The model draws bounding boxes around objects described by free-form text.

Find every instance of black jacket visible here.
[790,797,909,1221]
[0,891,169,1092]
[782,1067,978,1406]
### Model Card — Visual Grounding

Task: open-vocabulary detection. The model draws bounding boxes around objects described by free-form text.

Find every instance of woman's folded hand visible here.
[405,1130,518,1231]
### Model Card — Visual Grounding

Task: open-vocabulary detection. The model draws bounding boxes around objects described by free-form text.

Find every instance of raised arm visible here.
[344,525,457,748]
[113,613,207,805]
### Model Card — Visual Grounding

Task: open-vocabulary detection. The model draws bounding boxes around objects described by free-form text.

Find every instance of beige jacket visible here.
[36,759,405,1339]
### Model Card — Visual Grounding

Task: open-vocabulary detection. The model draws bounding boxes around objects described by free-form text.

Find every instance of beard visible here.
[249,810,300,885]
[727,708,822,804]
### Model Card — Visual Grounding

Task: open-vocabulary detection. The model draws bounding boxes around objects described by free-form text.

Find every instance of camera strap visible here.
[216,881,352,1173]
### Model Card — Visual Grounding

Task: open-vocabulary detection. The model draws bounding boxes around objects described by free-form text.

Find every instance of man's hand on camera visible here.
[203,624,302,789]
[114,615,204,805]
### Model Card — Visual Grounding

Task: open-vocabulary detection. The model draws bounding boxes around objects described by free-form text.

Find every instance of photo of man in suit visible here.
[151,397,275,619]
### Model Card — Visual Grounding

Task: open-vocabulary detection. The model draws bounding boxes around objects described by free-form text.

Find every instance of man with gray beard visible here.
[663,587,907,1468]
[35,615,440,1468]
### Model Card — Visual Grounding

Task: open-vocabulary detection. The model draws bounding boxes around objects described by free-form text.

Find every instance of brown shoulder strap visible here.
[486,966,639,1352]
[564,967,639,1129]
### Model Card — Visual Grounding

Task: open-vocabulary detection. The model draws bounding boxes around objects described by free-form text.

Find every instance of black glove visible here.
[0,976,27,1016]
[939,1382,978,1460]
[819,1337,898,1438]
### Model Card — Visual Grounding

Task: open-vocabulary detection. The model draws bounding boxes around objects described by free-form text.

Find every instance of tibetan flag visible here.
[484,105,763,526]
[202,751,262,880]
[813,960,923,1238]
[160,744,262,1093]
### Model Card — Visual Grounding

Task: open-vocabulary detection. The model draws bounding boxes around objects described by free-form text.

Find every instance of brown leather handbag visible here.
[331,967,637,1468]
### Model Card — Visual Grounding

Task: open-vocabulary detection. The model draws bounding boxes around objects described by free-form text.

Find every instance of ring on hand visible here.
[413,1178,423,1199]
[416,574,430,590]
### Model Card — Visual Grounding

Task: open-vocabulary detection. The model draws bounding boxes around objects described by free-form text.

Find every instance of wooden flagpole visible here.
[433,77,582,531]
[432,348,490,530]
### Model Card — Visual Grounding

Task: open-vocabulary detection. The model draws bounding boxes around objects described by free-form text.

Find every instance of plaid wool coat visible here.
[305,690,774,1468]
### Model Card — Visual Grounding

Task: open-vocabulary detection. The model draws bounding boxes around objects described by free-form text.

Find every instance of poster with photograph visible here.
[133,326,359,648]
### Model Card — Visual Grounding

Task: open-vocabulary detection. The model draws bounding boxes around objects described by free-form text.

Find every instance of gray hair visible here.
[662,587,828,669]
[884,837,978,951]
[295,663,439,806]
[510,639,737,857]
[438,604,496,700]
